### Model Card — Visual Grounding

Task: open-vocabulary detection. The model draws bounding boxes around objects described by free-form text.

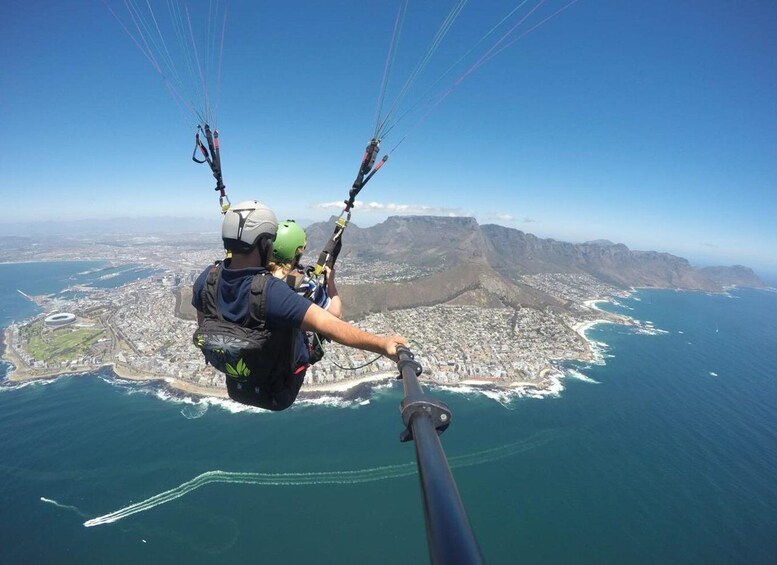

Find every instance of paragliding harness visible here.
[284,267,327,365]
[192,263,305,410]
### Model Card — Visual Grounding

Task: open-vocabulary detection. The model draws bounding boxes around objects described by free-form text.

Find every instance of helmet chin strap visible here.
[258,237,272,266]
[291,250,304,271]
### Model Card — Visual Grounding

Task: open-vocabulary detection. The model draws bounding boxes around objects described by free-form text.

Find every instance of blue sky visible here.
[2,1,776,275]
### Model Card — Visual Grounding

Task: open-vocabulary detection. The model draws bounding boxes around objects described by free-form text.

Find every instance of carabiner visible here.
[219,194,231,214]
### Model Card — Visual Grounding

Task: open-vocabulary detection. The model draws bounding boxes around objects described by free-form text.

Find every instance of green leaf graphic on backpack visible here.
[226,358,251,378]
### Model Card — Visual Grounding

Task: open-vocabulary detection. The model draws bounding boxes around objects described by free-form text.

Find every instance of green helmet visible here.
[272,220,307,263]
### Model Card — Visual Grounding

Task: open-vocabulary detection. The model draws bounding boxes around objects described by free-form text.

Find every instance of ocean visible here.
[1,262,776,564]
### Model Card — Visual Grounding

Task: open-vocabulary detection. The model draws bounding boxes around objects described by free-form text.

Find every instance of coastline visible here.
[2,353,398,401]
[1,326,229,399]
[109,362,230,399]
[573,298,615,336]
[3,348,563,401]
[1,329,398,400]
[583,298,608,309]
[2,290,637,403]
[572,318,616,340]
[2,327,617,406]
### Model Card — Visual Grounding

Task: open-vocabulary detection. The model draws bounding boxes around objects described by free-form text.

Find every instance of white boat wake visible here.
[45,429,561,528]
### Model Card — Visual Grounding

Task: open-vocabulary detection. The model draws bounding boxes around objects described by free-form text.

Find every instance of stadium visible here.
[43,313,76,328]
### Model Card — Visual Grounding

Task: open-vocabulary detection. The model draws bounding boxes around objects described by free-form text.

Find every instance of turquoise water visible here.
[1,263,776,564]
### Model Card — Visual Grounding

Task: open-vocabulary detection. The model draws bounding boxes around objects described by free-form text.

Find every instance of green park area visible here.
[21,320,106,364]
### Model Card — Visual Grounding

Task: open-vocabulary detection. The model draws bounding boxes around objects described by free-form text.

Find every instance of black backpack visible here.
[192,265,297,392]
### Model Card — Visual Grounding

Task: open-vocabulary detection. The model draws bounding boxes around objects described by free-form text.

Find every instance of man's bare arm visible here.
[301,304,407,360]
[322,266,342,319]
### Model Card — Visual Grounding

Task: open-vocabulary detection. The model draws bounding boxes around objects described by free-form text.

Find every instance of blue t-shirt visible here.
[192,262,315,366]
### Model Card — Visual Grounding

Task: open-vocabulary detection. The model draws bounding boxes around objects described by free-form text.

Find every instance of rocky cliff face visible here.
[306,215,766,291]
[480,225,724,290]
[307,215,485,266]
[698,265,769,289]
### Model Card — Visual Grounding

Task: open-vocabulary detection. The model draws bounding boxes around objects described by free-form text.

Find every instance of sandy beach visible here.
[572,318,614,340]
[302,372,397,393]
[583,298,611,311]
[109,362,230,399]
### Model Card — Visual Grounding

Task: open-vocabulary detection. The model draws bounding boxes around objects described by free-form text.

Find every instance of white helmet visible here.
[221,200,278,252]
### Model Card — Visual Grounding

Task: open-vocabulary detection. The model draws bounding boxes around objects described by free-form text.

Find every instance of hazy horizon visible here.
[2,213,775,282]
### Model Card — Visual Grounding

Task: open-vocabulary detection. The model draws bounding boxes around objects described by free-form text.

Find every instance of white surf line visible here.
[82,430,561,528]
[565,369,601,385]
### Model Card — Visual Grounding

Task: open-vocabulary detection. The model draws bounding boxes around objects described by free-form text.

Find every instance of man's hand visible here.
[322,266,337,291]
[381,336,410,361]
[321,266,342,318]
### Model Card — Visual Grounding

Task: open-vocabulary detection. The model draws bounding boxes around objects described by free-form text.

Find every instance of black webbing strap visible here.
[203,264,225,323]
[192,124,227,202]
[345,139,381,211]
[248,272,271,326]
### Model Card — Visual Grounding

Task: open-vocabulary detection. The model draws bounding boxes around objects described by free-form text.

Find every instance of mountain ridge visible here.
[306,215,766,290]
[303,215,768,319]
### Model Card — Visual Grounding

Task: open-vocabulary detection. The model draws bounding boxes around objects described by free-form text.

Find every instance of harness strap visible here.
[253,274,298,375]
[248,271,271,324]
[203,264,225,323]
[346,139,381,211]
[203,264,273,328]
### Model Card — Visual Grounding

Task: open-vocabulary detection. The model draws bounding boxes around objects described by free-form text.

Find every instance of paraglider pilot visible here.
[192,201,407,410]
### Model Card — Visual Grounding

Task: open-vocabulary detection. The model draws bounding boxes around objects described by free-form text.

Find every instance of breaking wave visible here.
[0,377,58,392]
[180,403,209,419]
[564,369,600,385]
